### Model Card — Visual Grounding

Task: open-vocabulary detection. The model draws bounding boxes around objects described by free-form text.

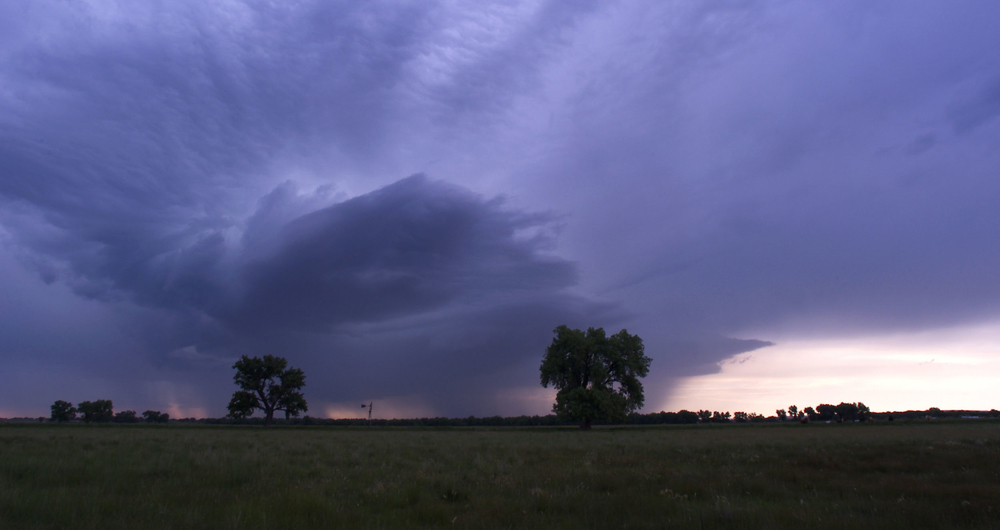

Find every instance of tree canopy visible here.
[77,399,114,423]
[113,410,139,423]
[540,325,651,429]
[226,355,307,427]
[50,400,76,422]
[142,410,170,423]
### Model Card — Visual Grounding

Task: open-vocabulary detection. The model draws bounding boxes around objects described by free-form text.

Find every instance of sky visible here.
[1,1,999,419]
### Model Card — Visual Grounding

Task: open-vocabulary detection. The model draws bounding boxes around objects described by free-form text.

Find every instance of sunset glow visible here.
[666,322,1000,415]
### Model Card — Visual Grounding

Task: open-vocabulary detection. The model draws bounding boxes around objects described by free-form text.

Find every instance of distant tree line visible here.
[49,399,169,424]
[172,405,998,427]
[37,402,998,427]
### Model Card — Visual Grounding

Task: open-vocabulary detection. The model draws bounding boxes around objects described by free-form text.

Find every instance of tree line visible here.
[49,399,169,423]
[161,405,1000,427]
[44,399,997,427]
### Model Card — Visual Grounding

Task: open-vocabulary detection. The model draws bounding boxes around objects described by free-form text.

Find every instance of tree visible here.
[50,400,77,422]
[539,326,651,429]
[113,410,139,423]
[788,405,798,419]
[676,410,700,424]
[227,355,308,427]
[142,410,169,423]
[815,404,836,422]
[835,402,860,422]
[78,400,114,423]
[711,411,731,423]
[775,409,787,421]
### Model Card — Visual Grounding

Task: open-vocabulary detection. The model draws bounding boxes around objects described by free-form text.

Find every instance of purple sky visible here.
[2,1,999,418]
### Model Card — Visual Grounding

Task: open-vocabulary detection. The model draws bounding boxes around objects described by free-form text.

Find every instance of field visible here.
[1,421,998,529]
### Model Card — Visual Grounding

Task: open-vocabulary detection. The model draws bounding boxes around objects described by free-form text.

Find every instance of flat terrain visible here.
[0,421,998,529]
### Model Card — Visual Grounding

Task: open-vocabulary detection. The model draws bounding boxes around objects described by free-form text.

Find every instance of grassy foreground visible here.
[0,421,998,529]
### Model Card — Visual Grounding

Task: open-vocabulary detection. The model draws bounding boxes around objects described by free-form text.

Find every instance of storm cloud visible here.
[2,1,1000,416]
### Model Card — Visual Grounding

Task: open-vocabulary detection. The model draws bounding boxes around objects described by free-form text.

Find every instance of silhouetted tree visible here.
[835,402,860,422]
[787,405,798,419]
[676,410,700,424]
[776,409,787,421]
[710,411,731,423]
[803,406,817,421]
[539,326,651,429]
[733,411,749,422]
[112,410,139,423]
[142,410,169,423]
[815,404,836,421]
[50,400,76,422]
[226,355,308,427]
[78,400,114,423]
[697,410,713,423]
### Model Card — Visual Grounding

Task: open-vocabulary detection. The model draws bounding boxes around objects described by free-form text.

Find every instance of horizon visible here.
[5,404,996,423]
[2,1,999,419]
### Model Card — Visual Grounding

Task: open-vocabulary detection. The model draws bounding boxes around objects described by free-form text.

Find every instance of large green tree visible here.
[540,325,651,429]
[226,355,307,427]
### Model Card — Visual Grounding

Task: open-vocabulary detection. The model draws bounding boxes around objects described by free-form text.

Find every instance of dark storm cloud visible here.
[6,169,587,341]
[218,176,615,415]
[3,1,1000,416]
[0,0,610,416]
[0,167,601,414]
[234,175,575,333]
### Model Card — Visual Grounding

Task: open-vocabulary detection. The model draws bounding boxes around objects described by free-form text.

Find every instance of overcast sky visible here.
[2,1,999,418]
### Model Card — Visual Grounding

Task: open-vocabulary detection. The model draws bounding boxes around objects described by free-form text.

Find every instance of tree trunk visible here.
[264,409,274,428]
[580,419,592,430]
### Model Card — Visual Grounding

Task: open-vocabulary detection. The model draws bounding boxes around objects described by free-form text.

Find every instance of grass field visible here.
[1,421,998,529]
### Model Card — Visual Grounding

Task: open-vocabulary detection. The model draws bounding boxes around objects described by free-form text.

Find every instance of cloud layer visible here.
[2,1,1000,416]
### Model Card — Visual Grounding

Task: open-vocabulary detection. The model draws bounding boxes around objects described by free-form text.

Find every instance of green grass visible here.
[1,421,998,529]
